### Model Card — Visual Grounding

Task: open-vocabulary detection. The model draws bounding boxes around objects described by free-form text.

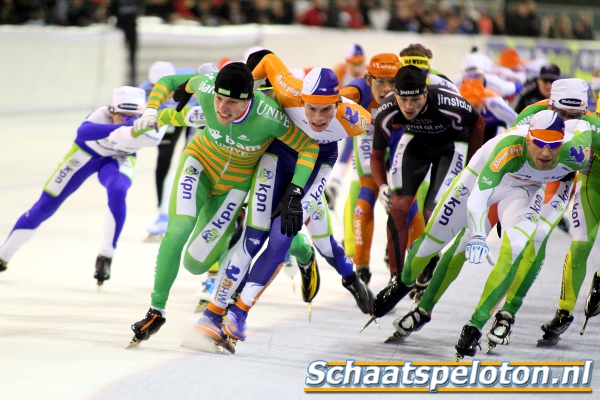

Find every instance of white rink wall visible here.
[2,22,600,114]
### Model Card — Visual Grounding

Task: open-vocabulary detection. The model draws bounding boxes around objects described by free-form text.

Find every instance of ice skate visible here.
[455,324,482,361]
[486,311,515,353]
[356,267,372,286]
[392,306,431,339]
[187,309,235,354]
[372,276,413,318]
[537,309,573,346]
[342,272,374,315]
[409,255,439,302]
[128,308,166,348]
[282,253,298,292]
[581,271,600,335]
[195,275,216,313]
[145,213,168,242]
[0,258,7,273]
[94,255,111,287]
[223,303,248,342]
[298,248,320,319]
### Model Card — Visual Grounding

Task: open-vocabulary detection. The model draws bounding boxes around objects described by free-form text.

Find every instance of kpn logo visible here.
[186,166,200,176]
[202,228,220,243]
[258,168,274,183]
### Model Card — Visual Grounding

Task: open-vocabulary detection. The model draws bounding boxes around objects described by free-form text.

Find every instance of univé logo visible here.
[202,228,220,243]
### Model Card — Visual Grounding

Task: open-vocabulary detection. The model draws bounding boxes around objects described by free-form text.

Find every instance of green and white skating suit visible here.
[501,102,600,316]
[403,120,594,330]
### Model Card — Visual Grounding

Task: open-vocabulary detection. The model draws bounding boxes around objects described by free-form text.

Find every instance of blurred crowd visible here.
[0,0,596,40]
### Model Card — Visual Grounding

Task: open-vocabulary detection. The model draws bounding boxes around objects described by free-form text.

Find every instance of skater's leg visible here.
[0,149,100,262]
[97,156,134,257]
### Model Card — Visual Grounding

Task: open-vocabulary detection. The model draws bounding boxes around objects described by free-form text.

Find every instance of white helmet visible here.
[112,86,146,115]
[148,61,176,85]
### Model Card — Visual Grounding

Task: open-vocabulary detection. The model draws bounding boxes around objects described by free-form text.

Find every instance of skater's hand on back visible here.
[133,108,159,137]
[378,184,392,214]
[465,235,489,264]
[272,183,304,237]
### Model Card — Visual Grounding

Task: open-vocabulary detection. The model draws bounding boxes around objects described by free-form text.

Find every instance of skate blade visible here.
[486,342,497,354]
[291,277,295,294]
[126,336,142,349]
[359,316,379,333]
[455,352,465,362]
[96,281,104,292]
[221,338,237,355]
[181,329,226,354]
[580,317,590,335]
[144,234,164,243]
[384,331,407,343]
[195,301,209,314]
[307,302,312,322]
[536,337,560,347]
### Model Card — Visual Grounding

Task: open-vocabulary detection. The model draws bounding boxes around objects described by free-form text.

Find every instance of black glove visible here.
[246,49,274,71]
[173,80,192,112]
[271,183,304,237]
[560,171,576,182]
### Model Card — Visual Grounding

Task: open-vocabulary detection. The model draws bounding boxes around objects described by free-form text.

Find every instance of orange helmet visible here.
[366,53,401,78]
[499,48,521,70]
[460,78,485,106]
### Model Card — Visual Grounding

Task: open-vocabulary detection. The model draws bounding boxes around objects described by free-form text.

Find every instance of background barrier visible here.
[2,22,599,114]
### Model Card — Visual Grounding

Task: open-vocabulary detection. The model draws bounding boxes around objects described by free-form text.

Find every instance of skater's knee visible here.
[183,255,212,275]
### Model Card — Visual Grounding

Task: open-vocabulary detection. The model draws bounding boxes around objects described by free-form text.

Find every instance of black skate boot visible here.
[356,267,372,286]
[372,276,413,318]
[129,308,166,348]
[299,248,320,304]
[538,309,573,346]
[486,311,515,352]
[94,255,112,286]
[0,258,7,273]
[409,255,439,302]
[387,306,431,343]
[455,324,482,360]
[581,271,600,335]
[342,272,374,314]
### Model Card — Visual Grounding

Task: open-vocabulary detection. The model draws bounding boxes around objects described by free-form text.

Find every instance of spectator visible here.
[556,13,574,39]
[477,6,493,35]
[144,0,176,22]
[491,10,505,35]
[269,0,294,25]
[541,13,558,38]
[573,12,594,40]
[387,1,417,32]
[66,0,95,26]
[505,1,539,37]
[511,64,560,113]
[298,0,327,27]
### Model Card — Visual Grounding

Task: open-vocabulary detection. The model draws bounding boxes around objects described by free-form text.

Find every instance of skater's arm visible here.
[274,122,319,189]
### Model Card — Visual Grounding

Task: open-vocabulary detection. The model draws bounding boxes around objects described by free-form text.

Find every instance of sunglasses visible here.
[554,109,585,120]
[540,78,556,84]
[372,77,395,86]
[531,138,563,150]
[109,106,135,121]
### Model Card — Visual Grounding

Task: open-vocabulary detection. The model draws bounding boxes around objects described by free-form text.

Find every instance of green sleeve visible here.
[157,106,207,128]
[146,73,200,110]
[273,122,320,188]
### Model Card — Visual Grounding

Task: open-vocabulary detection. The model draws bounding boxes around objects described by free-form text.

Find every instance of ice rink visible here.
[1,111,599,399]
